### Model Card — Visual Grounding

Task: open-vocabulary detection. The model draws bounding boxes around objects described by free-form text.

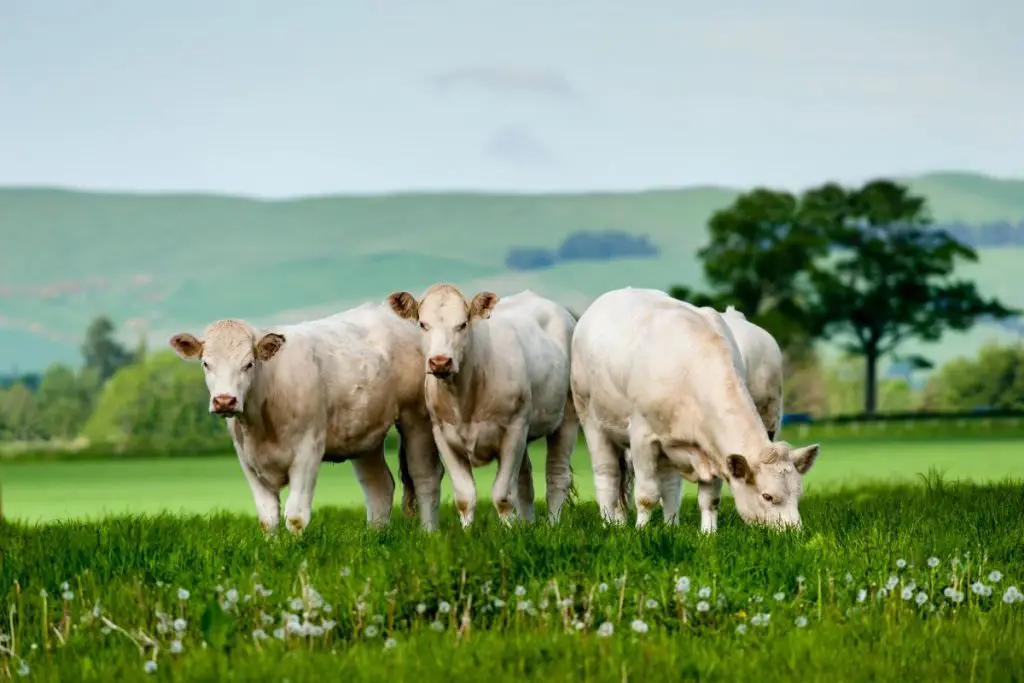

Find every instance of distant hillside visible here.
[1,171,1023,373]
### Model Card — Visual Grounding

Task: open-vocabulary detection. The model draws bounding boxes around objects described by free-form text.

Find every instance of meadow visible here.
[2,434,1024,681]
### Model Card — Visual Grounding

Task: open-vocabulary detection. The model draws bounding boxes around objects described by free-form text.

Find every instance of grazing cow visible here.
[570,287,820,531]
[168,302,444,534]
[388,285,578,528]
[621,302,788,527]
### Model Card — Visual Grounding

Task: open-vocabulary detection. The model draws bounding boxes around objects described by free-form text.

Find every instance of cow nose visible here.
[428,355,454,373]
[211,394,238,413]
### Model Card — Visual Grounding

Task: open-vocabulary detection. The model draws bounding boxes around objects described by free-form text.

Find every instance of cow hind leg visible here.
[583,416,626,525]
[544,395,578,523]
[397,417,444,532]
[351,445,396,528]
[628,415,662,529]
[283,431,326,534]
[516,451,536,523]
[657,457,683,526]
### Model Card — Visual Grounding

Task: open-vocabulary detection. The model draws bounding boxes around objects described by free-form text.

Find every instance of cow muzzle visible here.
[427,354,455,379]
[210,393,240,416]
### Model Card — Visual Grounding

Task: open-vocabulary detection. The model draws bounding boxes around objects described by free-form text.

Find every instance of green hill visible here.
[1,172,1023,373]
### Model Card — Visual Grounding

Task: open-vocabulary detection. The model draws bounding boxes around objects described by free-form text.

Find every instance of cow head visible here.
[388,284,499,380]
[724,441,820,529]
[169,320,286,417]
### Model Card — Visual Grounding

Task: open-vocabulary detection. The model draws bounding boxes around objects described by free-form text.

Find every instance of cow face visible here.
[169,320,285,417]
[388,284,498,380]
[725,442,820,529]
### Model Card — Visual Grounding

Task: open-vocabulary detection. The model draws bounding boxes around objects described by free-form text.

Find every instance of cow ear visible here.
[790,444,820,475]
[255,333,286,361]
[169,333,204,360]
[388,292,419,321]
[469,291,499,320]
[727,454,753,483]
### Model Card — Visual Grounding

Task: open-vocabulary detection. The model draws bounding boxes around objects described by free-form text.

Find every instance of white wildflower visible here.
[62,591,74,601]
[795,616,808,628]
[597,621,614,637]
[384,637,397,649]
[514,586,526,597]
[896,559,906,569]
[773,592,785,602]
[927,557,940,568]
[1002,586,1022,604]
[429,620,444,632]
[173,618,187,633]
[598,583,609,593]
[856,589,867,603]
[697,586,711,599]
[989,571,1003,583]
[364,625,379,638]
[736,624,747,635]
[675,576,691,594]
[915,592,928,606]
[696,601,710,612]
[170,639,183,654]
[645,598,659,609]
[750,614,762,626]
[438,601,451,614]
[177,588,190,601]
[225,588,239,604]
[630,619,648,634]
[144,661,157,674]
[901,587,914,601]
[971,582,992,597]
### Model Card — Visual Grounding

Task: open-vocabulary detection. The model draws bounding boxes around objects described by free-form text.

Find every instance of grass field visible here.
[2,437,1024,681]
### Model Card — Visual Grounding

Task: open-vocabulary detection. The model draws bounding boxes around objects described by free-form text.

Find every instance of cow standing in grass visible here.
[387,285,578,528]
[570,287,820,532]
[168,302,443,534]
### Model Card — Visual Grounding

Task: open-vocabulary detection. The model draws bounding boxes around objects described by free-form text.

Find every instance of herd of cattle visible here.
[168,285,821,535]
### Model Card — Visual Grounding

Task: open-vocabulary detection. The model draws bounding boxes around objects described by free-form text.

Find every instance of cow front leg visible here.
[697,478,724,534]
[283,432,325,534]
[434,427,477,529]
[492,417,529,527]
[237,455,281,534]
[351,445,396,527]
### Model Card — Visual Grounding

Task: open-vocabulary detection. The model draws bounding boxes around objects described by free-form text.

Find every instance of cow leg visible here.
[350,446,396,528]
[583,417,626,525]
[544,394,578,523]
[516,450,536,523]
[697,478,724,534]
[628,415,661,528]
[434,426,477,529]
[492,416,530,527]
[236,452,281,533]
[657,457,683,526]
[397,417,443,532]
[283,431,326,534]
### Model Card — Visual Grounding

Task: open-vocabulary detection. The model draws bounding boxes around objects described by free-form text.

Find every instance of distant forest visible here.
[940,220,1024,248]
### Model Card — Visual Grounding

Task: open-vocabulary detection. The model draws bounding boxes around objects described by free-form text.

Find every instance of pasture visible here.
[2,435,1024,681]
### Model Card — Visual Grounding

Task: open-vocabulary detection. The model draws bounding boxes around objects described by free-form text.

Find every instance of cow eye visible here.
[761,493,775,503]
[202,360,210,370]
[243,361,254,371]
[456,322,468,332]
[419,321,430,331]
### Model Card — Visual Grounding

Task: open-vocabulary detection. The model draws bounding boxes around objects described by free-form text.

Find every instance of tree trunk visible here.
[864,347,878,415]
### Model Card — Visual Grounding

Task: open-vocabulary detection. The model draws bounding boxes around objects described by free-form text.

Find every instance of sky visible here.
[1,0,1022,197]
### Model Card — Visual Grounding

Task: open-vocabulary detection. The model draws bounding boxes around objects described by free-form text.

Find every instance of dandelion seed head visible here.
[696,601,710,612]
[927,557,940,568]
[989,571,1003,583]
[698,586,711,599]
[144,661,157,674]
[170,639,183,654]
[429,620,444,632]
[598,582,609,593]
[173,618,187,633]
[915,592,928,605]
[736,624,747,635]
[177,588,190,601]
[645,598,659,609]
[364,625,379,638]
[1002,586,1023,604]
[272,628,285,640]
[773,592,786,602]
[438,601,451,614]
[856,589,867,603]
[62,590,73,601]
[514,586,526,597]
[252,629,268,640]
[901,587,914,601]
[845,573,854,584]
[896,559,907,569]
[597,621,614,637]
[630,619,648,634]
[384,637,397,649]
[225,589,239,604]
[795,616,808,628]
[675,576,691,594]
[340,567,351,578]
[60,581,69,591]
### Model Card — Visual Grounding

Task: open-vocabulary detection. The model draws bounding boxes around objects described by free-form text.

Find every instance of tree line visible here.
[0,177,1020,451]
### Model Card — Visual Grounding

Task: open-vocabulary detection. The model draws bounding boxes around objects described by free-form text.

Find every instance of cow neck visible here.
[432,323,487,417]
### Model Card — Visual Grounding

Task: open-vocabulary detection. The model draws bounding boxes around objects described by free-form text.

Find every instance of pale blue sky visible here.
[1,0,1022,197]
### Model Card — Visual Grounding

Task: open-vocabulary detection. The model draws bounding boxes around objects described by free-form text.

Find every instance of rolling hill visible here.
[2,171,1023,374]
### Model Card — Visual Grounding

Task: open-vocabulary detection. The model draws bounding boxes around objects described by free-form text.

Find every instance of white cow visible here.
[168,302,444,534]
[388,284,578,528]
[621,302,788,526]
[570,287,820,531]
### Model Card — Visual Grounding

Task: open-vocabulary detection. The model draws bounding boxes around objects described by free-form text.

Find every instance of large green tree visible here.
[922,342,1024,411]
[673,178,1015,415]
[803,180,1014,415]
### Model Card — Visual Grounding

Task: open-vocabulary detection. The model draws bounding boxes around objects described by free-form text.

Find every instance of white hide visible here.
[570,287,820,532]
[389,285,579,528]
[169,302,443,535]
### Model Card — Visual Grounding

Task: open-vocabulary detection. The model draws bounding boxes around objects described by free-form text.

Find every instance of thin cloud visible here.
[483,126,556,166]
[429,66,581,101]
